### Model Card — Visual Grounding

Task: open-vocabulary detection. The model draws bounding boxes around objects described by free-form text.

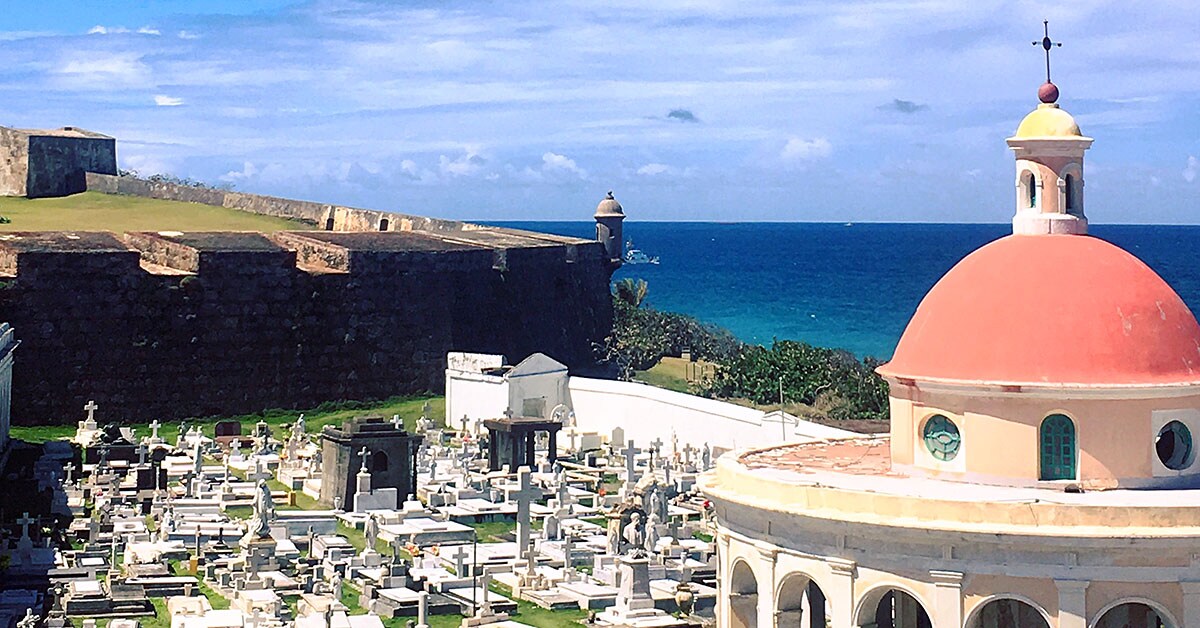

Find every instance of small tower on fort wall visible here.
[1006,23,1093,235]
[594,190,625,267]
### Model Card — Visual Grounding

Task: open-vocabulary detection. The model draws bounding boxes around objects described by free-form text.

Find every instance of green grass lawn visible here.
[0,191,311,232]
[10,395,446,444]
[633,356,715,393]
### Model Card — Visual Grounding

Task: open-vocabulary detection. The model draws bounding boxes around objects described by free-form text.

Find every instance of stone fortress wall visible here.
[1,127,117,198]
[0,172,617,424]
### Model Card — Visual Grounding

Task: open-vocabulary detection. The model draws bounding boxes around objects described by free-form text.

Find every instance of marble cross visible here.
[83,400,98,423]
[621,440,640,490]
[451,545,469,576]
[248,458,272,483]
[17,512,34,539]
[358,446,371,472]
[392,414,403,430]
[417,591,430,628]
[149,419,161,440]
[64,463,75,484]
[506,466,541,552]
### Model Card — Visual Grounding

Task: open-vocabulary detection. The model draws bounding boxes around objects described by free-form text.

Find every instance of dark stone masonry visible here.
[0,223,615,425]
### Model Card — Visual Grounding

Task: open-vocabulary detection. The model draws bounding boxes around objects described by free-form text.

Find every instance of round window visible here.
[922,415,960,461]
[1156,420,1194,471]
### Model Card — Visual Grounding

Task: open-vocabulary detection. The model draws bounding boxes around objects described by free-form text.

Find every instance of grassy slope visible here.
[633,355,717,393]
[10,395,445,443]
[0,191,311,232]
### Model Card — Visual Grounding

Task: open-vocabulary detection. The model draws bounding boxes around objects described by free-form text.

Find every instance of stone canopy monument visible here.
[319,416,421,508]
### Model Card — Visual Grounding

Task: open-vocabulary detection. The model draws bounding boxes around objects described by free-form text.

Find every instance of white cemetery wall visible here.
[566,376,857,451]
[444,370,508,434]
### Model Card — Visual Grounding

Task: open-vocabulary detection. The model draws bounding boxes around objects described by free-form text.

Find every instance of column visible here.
[1055,580,1090,628]
[717,535,731,628]
[930,570,963,628]
[827,557,857,628]
[1181,581,1200,628]
[756,546,776,627]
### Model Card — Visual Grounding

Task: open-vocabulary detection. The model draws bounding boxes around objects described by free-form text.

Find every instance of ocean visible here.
[488,222,1200,360]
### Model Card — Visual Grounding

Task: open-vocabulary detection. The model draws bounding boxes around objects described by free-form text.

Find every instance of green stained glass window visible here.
[1156,420,1194,471]
[923,415,960,461]
[1040,414,1076,481]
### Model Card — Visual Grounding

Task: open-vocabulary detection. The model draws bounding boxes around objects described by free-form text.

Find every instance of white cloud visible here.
[438,146,487,177]
[1184,156,1198,183]
[635,162,693,177]
[87,25,130,35]
[780,137,832,162]
[154,95,185,107]
[57,53,150,88]
[178,30,200,40]
[138,27,162,36]
[541,152,587,178]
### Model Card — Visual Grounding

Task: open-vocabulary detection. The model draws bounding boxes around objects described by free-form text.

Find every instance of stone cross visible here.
[502,408,514,420]
[83,400,98,424]
[64,463,75,484]
[506,466,541,552]
[358,446,371,472]
[477,569,494,616]
[621,440,640,492]
[149,419,161,440]
[451,545,469,576]
[17,512,34,539]
[417,591,430,628]
[249,609,263,628]
[392,414,403,430]
[137,441,148,466]
[563,532,574,577]
[248,458,272,484]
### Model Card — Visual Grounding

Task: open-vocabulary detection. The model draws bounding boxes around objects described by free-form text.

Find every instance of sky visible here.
[1,1,1198,223]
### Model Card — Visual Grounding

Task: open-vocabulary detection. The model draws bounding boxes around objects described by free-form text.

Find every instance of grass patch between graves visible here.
[11,395,445,444]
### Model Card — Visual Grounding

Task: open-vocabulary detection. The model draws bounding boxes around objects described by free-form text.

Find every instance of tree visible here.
[614,278,649,308]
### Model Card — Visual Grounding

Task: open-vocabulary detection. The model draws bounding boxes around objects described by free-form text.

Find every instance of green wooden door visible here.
[1040,414,1076,480]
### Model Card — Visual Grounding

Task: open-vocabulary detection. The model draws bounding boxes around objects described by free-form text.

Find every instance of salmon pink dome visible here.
[878,234,1200,387]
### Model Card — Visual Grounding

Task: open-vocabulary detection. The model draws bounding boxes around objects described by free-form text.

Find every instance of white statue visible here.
[363,514,379,552]
[622,512,645,556]
[249,479,273,538]
[644,513,661,553]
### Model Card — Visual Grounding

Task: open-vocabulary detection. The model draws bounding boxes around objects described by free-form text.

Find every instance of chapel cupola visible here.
[1006,21,1093,235]
[594,190,625,267]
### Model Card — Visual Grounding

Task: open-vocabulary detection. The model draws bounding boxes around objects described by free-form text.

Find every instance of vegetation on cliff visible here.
[605,278,889,421]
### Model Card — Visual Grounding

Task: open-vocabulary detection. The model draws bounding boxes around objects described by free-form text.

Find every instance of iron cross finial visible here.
[1033,20,1063,83]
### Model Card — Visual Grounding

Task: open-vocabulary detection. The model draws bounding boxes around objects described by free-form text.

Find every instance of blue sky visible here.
[1,1,1197,223]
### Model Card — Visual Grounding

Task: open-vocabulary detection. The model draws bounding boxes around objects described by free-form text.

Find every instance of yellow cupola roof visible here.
[1014,102,1082,138]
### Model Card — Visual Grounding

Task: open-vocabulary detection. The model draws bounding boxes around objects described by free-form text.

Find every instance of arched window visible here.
[372,451,389,473]
[1095,602,1172,628]
[1027,172,1038,208]
[1064,174,1076,213]
[729,561,758,628]
[324,217,335,231]
[379,218,390,231]
[1040,414,1076,481]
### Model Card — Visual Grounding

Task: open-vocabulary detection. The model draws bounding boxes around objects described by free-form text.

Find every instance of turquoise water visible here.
[489,222,1200,360]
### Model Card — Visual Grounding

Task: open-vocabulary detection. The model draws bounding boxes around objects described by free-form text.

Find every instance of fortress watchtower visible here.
[0,126,117,198]
[594,190,625,267]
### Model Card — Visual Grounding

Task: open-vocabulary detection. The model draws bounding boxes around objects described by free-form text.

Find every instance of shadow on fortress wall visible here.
[0,175,616,425]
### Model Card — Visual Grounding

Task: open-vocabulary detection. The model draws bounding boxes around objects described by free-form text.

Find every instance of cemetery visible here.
[0,348,852,628]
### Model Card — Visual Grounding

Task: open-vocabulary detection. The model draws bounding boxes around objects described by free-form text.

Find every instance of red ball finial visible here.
[1038,81,1059,104]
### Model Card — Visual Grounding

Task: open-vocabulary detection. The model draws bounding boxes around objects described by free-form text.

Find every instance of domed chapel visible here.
[700,25,1200,628]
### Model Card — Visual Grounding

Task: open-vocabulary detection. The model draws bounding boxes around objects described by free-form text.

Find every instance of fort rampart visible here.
[0,220,614,424]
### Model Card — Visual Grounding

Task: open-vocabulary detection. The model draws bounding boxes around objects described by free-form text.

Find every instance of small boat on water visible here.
[624,240,660,265]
